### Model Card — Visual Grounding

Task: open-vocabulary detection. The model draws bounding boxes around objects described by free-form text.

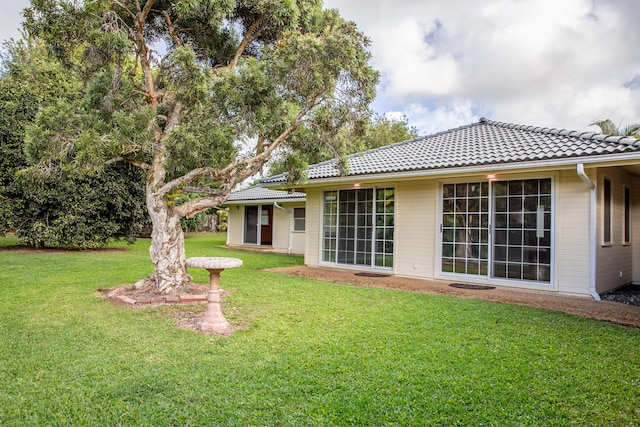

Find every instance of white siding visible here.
[633,175,640,284]
[555,169,591,296]
[304,188,323,266]
[226,205,244,245]
[271,205,290,253]
[596,167,634,293]
[288,202,306,255]
[395,179,438,278]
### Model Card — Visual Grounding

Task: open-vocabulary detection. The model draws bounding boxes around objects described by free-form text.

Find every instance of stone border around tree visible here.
[105,288,207,306]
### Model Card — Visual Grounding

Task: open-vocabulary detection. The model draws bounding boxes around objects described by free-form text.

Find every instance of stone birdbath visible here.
[185,257,243,333]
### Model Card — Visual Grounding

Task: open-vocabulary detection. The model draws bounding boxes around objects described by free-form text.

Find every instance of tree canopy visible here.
[0,38,147,245]
[267,113,420,179]
[22,0,379,293]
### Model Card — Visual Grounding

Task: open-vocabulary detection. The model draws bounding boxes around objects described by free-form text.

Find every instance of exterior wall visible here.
[633,175,640,284]
[271,201,306,255]
[596,167,634,293]
[226,204,244,245]
[226,202,306,255]
[271,204,290,253]
[303,168,604,297]
[394,179,438,278]
[304,187,323,266]
[555,169,592,296]
[288,202,307,255]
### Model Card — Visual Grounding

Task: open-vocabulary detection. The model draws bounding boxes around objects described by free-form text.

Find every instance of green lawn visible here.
[0,233,638,426]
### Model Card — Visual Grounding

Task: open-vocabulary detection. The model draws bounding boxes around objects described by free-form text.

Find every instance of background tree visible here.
[267,113,419,178]
[591,119,640,138]
[23,0,378,293]
[0,38,147,246]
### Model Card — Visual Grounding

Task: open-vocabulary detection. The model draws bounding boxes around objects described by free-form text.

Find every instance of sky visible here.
[2,0,639,135]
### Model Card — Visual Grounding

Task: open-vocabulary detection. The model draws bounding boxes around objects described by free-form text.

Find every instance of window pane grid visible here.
[492,179,551,283]
[441,182,489,275]
[323,188,394,268]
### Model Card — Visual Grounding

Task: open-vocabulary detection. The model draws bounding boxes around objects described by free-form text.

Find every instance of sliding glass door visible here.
[441,178,552,284]
[323,188,394,268]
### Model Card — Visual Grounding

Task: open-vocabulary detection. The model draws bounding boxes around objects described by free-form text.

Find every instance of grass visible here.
[0,233,639,426]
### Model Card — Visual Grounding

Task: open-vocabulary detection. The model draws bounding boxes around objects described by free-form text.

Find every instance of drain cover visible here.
[449,283,495,290]
[355,272,391,278]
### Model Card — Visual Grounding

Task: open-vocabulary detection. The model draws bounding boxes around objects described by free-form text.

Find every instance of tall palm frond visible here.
[591,119,640,138]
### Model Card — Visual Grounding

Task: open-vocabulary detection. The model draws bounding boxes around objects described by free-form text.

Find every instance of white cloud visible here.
[0,1,28,48]
[326,0,640,135]
[3,0,639,137]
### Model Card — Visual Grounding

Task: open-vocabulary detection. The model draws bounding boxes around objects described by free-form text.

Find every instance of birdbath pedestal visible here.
[186,257,243,333]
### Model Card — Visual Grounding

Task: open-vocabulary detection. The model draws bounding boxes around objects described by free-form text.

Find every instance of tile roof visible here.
[226,186,306,203]
[261,118,640,184]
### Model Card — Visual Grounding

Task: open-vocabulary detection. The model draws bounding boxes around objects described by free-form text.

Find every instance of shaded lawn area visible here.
[0,233,638,426]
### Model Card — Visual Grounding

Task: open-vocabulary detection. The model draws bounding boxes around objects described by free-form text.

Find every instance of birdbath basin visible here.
[186,257,243,333]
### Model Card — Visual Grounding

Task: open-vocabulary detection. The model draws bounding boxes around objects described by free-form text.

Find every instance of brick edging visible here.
[106,289,207,306]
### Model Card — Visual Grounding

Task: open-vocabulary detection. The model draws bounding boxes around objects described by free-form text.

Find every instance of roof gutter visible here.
[263,151,640,189]
[576,163,600,300]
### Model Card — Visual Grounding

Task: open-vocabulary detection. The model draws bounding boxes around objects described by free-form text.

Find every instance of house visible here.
[261,118,640,299]
[225,186,306,255]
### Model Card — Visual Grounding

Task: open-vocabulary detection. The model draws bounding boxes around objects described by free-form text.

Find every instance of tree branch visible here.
[162,10,181,47]
[176,194,230,218]
[155,167,216,198]
[110,0,137,21]
[104,157,150,170]
[226,15,266,70]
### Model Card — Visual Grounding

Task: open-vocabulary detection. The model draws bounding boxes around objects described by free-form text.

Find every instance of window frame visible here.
[293,207,306,232]
[624,185,631,245]
[603,177,612,246]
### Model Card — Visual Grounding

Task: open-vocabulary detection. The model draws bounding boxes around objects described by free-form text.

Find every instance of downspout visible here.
[273,202,292,254]
[576,163,600,300]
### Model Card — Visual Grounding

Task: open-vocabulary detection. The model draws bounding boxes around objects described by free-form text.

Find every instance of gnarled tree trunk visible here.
[136,185,192,294]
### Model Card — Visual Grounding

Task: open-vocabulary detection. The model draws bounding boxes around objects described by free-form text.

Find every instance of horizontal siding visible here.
[596,167,634,293]
[271,205,290,253]
[634,175,640,284]
[555,170,591,296]
[304,188,322,266]
[226,205,243,245]
[395,179,438,278]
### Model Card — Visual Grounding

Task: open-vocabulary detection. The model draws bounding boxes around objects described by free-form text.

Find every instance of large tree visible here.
[23,0,378,293]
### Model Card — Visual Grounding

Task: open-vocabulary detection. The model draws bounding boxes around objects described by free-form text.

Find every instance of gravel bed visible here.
[601,284,640,307]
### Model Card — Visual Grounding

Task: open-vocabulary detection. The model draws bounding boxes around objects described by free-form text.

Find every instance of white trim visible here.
[623,184,631,245]
[227,197,305,205]
[602,176,613,246]
[435,174,557,288]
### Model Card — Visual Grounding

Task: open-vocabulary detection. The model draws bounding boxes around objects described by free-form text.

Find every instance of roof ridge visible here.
[480,117,639,145]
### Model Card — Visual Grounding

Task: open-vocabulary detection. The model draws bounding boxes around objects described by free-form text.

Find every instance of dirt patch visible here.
[266,266,640,329]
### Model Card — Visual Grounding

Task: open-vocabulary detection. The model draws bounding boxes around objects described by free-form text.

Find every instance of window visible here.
[441,182,489,275]
[293,207,306,231]
[492,179,552,283]
[322,188,394,268]
[603,178,612,244]
[624,186,630,244]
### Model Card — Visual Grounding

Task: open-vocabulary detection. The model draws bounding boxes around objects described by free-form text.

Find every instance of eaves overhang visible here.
[262,151,640,190]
